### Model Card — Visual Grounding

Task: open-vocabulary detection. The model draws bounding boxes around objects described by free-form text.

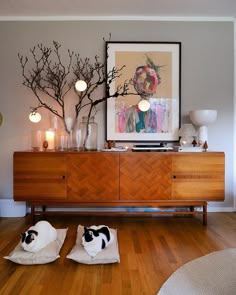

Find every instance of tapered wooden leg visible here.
[203,203,207,225]
[31,204,35,224]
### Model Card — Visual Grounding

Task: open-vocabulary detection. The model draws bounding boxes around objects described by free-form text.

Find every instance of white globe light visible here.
[29,112,41,123]
[138,99,150,112]
[75,80,87,92]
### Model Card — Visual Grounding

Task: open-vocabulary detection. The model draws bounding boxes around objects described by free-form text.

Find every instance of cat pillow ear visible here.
[28,230,38,236]
[21,233,26,242]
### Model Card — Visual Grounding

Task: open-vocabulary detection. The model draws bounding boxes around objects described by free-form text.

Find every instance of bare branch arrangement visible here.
[18,40,132,134]
[72,53,130,127]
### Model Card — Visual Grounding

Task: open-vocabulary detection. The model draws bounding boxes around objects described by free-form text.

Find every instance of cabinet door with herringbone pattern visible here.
[120,153,172,200]
[67,153,119,201]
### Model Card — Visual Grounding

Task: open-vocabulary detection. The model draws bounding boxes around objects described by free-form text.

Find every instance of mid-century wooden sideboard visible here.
[13,151,225,225]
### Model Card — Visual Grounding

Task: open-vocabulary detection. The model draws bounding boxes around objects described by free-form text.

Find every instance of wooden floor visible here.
[1,212,236,295]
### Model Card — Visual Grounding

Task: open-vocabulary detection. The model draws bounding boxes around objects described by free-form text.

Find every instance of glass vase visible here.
[31,130,43,151]
[79,116,98,151]
[57,131,68,151]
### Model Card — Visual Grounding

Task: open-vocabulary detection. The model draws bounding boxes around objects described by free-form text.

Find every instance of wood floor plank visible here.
[1,213,236,295]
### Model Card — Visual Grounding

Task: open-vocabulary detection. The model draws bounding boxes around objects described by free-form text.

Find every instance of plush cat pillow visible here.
[82,225,114,257]
[21,220,57,253]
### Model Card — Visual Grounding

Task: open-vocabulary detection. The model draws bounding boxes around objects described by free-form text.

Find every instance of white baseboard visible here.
[207,206,234,212]
[0,199,26,217]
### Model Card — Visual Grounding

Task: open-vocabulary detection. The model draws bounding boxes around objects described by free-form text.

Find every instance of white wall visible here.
[0,20,234,214]
[234,18,236,211]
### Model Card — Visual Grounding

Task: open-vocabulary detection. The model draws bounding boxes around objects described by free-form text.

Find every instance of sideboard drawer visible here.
[172,153,225,201]
[14,153,67,200]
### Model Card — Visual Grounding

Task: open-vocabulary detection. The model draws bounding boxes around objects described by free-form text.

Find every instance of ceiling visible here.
[0,0,235,19]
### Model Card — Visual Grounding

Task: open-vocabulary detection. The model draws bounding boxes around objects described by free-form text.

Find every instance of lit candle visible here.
[45,130,55,150]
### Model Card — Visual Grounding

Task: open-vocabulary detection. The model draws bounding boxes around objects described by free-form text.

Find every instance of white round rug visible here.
[157,248,236,295]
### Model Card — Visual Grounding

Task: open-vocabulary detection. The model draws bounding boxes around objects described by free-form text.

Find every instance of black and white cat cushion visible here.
[67,225,120,264]
[82,225,114,257]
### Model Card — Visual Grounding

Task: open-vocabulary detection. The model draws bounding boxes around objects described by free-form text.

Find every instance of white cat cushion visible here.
[4,228,67,265]
[21,221,57,253]
[67,225,120,265]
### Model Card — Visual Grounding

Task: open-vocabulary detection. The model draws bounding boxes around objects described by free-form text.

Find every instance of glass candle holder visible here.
[57,132,68,151]
[31,130,43,151]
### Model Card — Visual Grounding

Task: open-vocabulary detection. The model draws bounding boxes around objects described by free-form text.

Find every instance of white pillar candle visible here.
[45,130,55,150]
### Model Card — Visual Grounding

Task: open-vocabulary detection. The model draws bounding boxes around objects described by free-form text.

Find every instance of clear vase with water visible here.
[79,116,98,151]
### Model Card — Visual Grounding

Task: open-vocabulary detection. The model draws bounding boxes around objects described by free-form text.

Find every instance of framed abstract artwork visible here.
[106,41,181,142]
